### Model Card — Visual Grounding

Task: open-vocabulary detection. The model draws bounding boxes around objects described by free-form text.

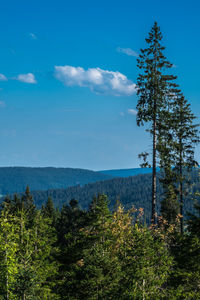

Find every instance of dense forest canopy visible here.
[0,192,200,298]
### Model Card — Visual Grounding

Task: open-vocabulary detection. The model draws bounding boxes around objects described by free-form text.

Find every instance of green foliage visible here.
[136,21,178,223]
[19,170,200,224]
[0,190,58,299]
[0,210,19,299]
[169,234,200,299]
[55,196,173,299]
[0,187,199,299]
[187,202,200,237]
[160,184,179,225]
[136,22,199,228]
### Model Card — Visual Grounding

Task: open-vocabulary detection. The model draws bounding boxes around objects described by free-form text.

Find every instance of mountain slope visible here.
[0,167,113,195]
[21,170,199,223]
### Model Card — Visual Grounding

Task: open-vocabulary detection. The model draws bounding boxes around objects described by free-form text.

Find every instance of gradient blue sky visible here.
[0,0,199,170]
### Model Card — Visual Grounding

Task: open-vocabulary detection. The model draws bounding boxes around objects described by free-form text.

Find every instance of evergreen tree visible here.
[13,210,58,299]
[56,198,86,246]
[0,210,19,299]
[169,231,200,298]
[136,22,178,224]
[21,185,36,226]
[41,196,57,226]
[159,92,199,230]
[172,93,199,233]
[158,107,180,225]
[56,195,121,299]
[187,202,200,237]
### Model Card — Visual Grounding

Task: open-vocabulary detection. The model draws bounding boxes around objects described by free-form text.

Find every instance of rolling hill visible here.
[0,167,113,195]
[16,170,200,223]
[0,166,152,195]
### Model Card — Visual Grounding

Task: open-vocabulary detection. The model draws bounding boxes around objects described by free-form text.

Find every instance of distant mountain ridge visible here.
[0,166,151,195]
[15,169,200,223]
[2,167,199,223]
[0,167,113,195]
[99,168,152,177]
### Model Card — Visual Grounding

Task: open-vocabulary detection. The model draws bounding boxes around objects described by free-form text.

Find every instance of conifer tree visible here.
[159,93,199,230]
[157,96,180,225]
[136,22,178,223]
[187,202,200,237]
[21,185,36,227]
[172,93,199,233]
[41,196,57,226]
[0,210,19,299]
[13,209,58,299]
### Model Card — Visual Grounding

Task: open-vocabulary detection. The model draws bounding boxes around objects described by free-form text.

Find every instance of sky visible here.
[0,0,200,170]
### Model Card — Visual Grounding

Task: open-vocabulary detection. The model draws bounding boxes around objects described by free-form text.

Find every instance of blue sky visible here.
[0,0,199,170]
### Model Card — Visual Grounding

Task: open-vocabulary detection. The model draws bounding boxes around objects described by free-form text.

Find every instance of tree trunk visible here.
[152,115,157,224]
[5,249,9,300]
[179,148,183,234]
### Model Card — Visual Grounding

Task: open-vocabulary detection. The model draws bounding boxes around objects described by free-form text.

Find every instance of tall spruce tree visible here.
[158,91,199,230]
[157,92,180,225]
[136,22,178,223]
[172,93,199,233]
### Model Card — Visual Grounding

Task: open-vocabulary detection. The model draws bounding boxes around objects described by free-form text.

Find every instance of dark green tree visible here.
[172,94,199,233]
[21,185,36,227]
[187,202,200,237]
[41,196,58,226]
[169,215,200,298]
[159,92,199,229]
[13,210,58,299]
[56,195,122,299]
[157,98,180,225]
[136,21,178,224]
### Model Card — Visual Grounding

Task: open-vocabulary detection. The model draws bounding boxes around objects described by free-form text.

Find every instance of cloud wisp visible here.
[0,74,7,81]
[117,47,138,57]
[29,32,37,40]
[54,65,136,96]
[15,73,37,84]
[127,108,137,116]
[120,108,137,117]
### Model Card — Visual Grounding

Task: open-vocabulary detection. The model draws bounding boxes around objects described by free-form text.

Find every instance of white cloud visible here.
[29,32,37,40]
[54,65,136,96]
[0,74,7,81]
[16,73,37,84]
[127,108,137,115]
[117,47,138,57]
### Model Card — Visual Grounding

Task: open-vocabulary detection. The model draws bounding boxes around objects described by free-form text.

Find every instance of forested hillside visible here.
[0,167,113,195]
[16,170,199,223]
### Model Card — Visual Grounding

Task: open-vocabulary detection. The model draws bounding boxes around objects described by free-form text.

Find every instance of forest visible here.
[0,190,199,299]
[8,169,198,224]
[0,22,200,299]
